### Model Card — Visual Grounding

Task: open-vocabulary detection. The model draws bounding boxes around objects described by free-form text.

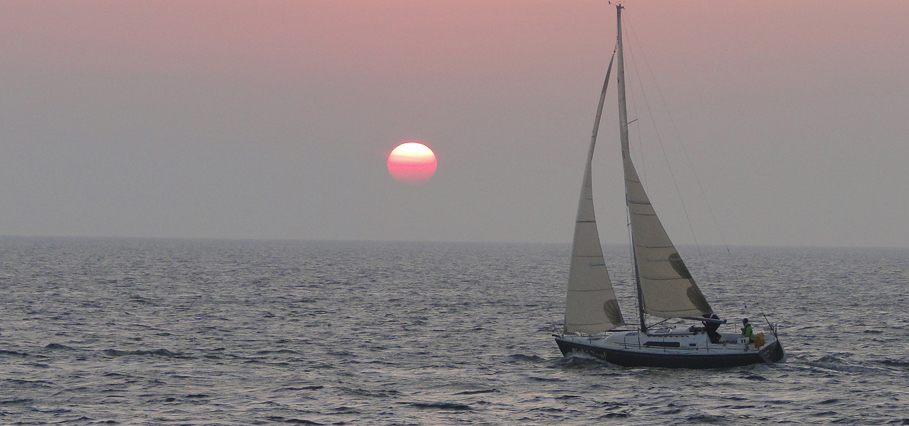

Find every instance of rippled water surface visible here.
[1,237,908,424]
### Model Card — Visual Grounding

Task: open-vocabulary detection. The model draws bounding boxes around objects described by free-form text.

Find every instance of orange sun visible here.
[387,142,437,184]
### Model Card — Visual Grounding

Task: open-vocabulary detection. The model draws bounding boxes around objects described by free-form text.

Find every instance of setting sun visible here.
[387,142,437,184]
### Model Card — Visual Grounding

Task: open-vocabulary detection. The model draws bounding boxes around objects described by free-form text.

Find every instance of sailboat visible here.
[553,5,785,368]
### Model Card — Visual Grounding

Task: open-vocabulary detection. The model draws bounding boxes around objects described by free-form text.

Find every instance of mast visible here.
[615,4,646,332]
[616,5,630,157]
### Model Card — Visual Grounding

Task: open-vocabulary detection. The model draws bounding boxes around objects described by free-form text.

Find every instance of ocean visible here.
[1,237,907,425]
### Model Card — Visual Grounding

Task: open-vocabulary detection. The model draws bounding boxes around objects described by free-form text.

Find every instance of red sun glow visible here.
[387,142,437,184]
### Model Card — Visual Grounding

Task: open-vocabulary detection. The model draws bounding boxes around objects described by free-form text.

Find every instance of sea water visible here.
[1,237,907,424]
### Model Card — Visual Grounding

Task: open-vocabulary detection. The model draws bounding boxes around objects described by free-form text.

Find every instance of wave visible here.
[102,348,178,358]
[743,374,768,381]
[411,402,471,411]
[553,354,609,369]
[266,417,322,425]
[44,343,76,351]
[718,405,757,410]
[5,379,53,388]
[686,414,727,424]
[598,411,631,419]
[454,389,499,395]
[281,385,324,391]
[528,376,564,382]
[342,388,400,398]
[254,349,301,355]
[507,354,543,363]
[800,354,892,375]
[0,399,34,406]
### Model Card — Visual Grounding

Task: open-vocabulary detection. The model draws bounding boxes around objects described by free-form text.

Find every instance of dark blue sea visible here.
[1,237,908,424]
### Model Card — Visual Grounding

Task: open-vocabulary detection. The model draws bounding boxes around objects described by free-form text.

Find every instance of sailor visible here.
[703,313,721,344]
[741,318,755,343]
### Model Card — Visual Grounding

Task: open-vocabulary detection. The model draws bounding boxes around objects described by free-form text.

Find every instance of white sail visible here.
[555,5,784,369]
[615,6,711,320]
[564,52,624,334]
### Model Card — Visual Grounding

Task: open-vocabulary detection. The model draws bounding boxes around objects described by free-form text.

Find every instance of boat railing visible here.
[614,331,758,353]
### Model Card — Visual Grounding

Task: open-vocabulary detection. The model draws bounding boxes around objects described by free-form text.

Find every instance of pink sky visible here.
[5,1,906,76]
[1,1,908,246]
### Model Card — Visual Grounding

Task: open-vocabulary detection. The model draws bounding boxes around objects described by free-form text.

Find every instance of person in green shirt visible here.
[741,318,755,342]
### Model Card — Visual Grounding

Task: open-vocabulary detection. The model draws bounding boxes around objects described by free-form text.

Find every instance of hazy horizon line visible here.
[2,234,907,250]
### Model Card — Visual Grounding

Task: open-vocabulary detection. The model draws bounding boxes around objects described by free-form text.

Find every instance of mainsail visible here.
[564,51,624,334]
[615,6,711,320]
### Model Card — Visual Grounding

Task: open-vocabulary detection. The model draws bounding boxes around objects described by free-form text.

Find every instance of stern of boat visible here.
[760,336,785,363]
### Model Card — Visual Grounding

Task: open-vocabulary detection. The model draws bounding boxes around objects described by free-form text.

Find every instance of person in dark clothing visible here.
[703,313,721,344]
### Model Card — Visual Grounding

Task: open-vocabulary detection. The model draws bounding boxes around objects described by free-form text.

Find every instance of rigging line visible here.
[620,23,647,191]
[621,142,641,328]
[623,13,702,260]
[626,70,648,191]
[625,196,641,330]
[623,12,726,293]
[624,12,732,257]
[647,317,672,328]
